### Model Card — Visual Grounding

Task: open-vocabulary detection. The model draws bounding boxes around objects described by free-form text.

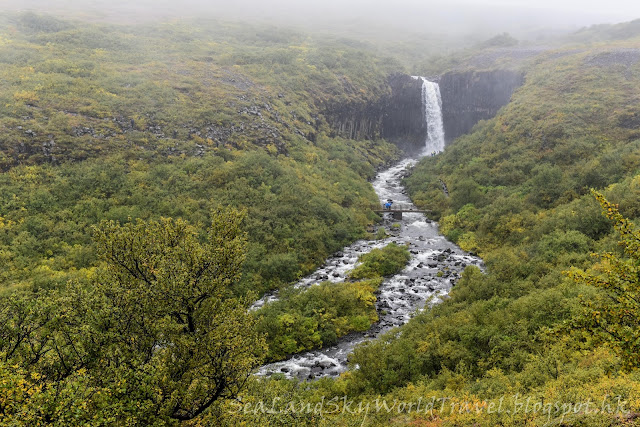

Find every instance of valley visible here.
[0,7,640,426]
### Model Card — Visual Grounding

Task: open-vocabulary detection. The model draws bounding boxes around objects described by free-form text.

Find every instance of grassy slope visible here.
[0,13,403,295]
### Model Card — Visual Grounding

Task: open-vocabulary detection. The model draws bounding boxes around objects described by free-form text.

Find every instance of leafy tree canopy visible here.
[0,209,265,424]
[568,191,640,371]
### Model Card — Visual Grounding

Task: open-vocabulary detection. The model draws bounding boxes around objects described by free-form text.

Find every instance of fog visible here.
[5,0,640,40]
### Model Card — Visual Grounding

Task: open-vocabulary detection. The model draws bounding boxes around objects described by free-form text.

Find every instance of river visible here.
[255,156,483,380]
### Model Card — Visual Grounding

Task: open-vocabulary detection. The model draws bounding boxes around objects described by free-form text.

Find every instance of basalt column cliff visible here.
[323,70,524,152]
[439,69,524,143]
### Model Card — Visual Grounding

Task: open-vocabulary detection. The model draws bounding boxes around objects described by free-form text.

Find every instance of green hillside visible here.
[0,13,401,296]
[0,13,407,424]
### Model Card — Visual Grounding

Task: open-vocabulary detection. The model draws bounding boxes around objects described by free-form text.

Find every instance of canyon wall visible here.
[439,70,524,143]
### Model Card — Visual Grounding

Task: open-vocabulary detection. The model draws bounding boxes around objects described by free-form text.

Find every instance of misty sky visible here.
[5,0,640,39]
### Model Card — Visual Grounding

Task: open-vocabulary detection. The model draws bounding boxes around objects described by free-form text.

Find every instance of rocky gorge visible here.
[254,75,487,380]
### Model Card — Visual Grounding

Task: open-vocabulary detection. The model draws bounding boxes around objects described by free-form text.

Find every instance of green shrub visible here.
[349,243,411,280]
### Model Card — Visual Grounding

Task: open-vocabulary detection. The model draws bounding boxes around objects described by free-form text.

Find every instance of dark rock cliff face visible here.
[381,74,426,152]
[439,70,524,143]
[323,74,426,153]
[324,101,385,141]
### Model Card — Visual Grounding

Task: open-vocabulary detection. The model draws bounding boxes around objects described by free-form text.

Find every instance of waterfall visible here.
[413,77,445,154]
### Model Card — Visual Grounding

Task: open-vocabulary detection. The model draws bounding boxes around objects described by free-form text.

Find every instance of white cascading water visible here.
[413,76,446,154]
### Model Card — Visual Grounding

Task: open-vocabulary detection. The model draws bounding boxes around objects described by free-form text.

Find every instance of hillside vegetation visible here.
[0,12,401,296]
[0,12,411,424]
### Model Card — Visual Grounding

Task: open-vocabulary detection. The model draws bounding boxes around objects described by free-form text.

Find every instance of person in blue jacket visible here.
[384,200,393,210]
